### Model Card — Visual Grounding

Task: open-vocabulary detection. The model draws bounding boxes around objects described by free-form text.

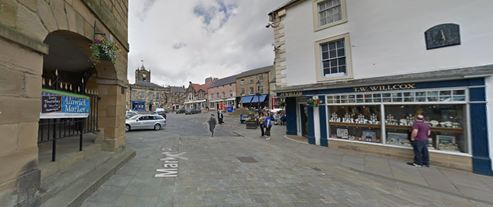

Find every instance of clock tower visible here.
[135,60,151,82]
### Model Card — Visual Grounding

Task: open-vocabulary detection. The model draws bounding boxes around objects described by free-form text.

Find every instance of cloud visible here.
[172,42,188,50]
[135,0,158,21]
[128,0,286,86]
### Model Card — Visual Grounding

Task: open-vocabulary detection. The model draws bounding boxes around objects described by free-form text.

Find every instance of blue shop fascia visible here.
[278,74,492,176]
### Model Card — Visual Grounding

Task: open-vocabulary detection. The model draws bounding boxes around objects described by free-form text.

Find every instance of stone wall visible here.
[0,0,129,206]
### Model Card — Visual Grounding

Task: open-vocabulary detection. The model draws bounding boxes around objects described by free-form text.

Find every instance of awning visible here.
[241,95,254,103]
[251,94,267,103]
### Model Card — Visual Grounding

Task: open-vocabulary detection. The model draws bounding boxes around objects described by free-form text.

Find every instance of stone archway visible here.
[42,30,126,152]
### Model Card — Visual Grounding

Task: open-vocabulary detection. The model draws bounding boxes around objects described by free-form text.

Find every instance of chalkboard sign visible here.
[41,95,62,113]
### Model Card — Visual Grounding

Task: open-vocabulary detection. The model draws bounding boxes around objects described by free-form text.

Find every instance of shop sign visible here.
[40,89,90,119]
[353,83,416,92]
[279,91,302,97]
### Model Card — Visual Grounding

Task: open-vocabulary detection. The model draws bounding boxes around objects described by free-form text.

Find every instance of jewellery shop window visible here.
[385,104,468,153]
[328,105,382,143]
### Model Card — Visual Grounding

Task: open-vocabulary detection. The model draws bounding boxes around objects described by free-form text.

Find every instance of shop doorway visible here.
[149,104,153,112]
[298,104,308,137]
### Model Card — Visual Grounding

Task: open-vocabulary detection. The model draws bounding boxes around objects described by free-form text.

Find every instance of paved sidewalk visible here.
[234,123,493,206]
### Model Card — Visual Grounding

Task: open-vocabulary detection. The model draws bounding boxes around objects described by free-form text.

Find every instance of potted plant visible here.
[307,98,322,107]
[89,39,120,66]
[245,118,258,129]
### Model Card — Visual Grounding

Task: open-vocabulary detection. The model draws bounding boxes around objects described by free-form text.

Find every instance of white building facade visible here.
[269,0,493,175]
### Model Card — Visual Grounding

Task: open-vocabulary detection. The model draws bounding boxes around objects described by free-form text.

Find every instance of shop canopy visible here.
[251,94,267,103]
[241,95,254,103]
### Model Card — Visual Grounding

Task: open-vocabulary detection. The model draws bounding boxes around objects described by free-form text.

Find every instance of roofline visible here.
[268,0,302,16]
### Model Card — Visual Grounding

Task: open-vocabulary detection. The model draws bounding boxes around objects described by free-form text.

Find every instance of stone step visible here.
[40,150,113,204]
[40,143,102,180]
[40,149,135,207]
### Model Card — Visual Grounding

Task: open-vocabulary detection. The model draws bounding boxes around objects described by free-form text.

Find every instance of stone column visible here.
[96,81,126,153]
[0,38,43,207]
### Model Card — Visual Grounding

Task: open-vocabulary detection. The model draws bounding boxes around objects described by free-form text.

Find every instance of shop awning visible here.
[251,94,267,103]
[241,95,254,103]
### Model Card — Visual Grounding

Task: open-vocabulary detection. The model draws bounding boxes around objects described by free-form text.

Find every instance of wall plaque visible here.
[425,23,461,50]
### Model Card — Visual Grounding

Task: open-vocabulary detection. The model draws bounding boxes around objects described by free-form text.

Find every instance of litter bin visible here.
[240,114,245,124]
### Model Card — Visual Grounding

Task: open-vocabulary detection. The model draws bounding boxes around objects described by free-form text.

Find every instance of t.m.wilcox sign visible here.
[40,89,90,119]
[353,83,416,92]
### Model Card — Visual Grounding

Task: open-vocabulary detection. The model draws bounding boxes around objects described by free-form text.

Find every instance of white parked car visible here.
[125,114,166,132]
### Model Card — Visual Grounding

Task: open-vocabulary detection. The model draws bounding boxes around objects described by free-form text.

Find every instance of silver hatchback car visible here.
[125,114,166,132]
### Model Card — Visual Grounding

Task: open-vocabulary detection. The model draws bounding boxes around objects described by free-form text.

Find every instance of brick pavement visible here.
[79,113,491,207]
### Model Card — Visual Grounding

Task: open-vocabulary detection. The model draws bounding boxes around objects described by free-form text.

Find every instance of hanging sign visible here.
[40,89,90,119]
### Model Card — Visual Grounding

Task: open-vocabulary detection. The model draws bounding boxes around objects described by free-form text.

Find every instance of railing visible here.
[38,71,100,161]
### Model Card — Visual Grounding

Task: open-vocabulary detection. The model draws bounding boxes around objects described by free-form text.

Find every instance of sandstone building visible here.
[236,66,272,109]
[165,86,187,111]
[0,0,130,206]
[128,65,167,112]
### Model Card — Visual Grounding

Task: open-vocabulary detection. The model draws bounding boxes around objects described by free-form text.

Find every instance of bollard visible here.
[240,114,245,124]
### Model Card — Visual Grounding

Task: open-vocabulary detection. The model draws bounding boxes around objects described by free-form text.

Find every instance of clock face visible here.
[425,24,461,50]
[143,74,147,78]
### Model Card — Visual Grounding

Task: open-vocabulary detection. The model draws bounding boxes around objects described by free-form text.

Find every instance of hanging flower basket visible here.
[89,39,120,66]
[279,101,286,108]
[307,98,322,107]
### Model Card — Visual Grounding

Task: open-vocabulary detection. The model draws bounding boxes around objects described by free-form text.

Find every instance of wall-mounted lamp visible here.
[265,22,280,28]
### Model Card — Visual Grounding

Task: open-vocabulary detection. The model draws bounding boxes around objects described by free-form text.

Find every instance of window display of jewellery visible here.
[329,113,380,124]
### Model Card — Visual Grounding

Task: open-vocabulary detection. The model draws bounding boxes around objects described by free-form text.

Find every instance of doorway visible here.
[298,104,308,137]
[149,104,153,112]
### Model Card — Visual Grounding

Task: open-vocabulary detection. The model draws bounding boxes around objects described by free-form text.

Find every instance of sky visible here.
[128,0,287,86]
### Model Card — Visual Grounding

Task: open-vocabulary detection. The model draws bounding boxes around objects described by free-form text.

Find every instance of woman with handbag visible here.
[264,113,273,140]
[258,112,265,138]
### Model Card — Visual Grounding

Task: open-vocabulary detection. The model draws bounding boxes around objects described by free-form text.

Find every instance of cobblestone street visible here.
[80,113,490,207]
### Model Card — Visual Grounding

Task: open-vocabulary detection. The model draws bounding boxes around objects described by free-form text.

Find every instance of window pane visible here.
[323,69,330,76]
[338,58,346,65]
[329,42,336,50]
[329,50,337,58]
[323,61,330,69]
[328,105,382,142]
[322,52,329,60]
[330,67,338,74]
[321,44,328,52]
[453,90,465,95]
[337,48,345,56]
[453,96,465,101]
[339,66,346,73]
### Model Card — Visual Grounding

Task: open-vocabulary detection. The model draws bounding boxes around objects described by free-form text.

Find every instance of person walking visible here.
[407,115,431,167]
[264,112,273,140]
[258,112,265,138]
[218,110,224,125]
[208,114,217,137]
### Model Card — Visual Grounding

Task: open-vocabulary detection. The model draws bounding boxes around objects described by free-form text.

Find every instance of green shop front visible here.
[280,78,492,175]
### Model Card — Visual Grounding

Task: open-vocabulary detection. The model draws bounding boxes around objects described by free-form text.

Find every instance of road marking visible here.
[155,150,188,178]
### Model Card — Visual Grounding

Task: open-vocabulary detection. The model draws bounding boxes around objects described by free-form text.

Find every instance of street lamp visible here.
[256,80,261,111]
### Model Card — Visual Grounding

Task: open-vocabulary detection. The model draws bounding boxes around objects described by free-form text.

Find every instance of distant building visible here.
[236,66,272,109]
[165,86,187,111]
[128,64,168,112]
[208,75,237,111]
[184,78,215,110]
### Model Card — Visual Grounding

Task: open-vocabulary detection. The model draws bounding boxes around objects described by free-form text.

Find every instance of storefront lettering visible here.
[279,92,302,97]
[353,83,416,92]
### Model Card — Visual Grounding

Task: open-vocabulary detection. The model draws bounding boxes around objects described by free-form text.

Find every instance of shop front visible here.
[280,78,491,175]
[132,101,146,112]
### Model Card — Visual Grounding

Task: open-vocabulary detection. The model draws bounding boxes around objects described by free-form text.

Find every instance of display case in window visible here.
[328,105,382,143]
[384,104,468,153]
